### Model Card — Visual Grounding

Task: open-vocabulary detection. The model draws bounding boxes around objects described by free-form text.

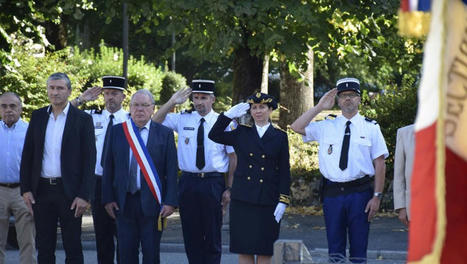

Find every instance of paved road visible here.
[5,212,408,263]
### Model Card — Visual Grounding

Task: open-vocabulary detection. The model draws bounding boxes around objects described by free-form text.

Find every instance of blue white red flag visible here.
[122,119,163,205]
[408,0,467,263]
[398,0,432,37]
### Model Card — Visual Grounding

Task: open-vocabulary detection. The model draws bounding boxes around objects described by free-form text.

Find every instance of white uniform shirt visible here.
[303,113,388,182]
[128,119,151,190]
[0,119,28,183]
[255,123,271,138]
[41,103,70,178]
[87,108,129,176]
[163,110,234,173]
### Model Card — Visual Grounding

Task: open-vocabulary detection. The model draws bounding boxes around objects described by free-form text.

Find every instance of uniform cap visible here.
[102,76,126,91]
[191,80,215,94]
[246,92,278,110]
[336,77,360,95]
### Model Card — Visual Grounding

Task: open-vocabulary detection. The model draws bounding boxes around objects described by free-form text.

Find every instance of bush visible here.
[0,40,185,119]
[159,71,187,104]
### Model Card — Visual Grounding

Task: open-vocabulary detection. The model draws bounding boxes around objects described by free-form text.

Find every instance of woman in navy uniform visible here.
[209,92,291,264]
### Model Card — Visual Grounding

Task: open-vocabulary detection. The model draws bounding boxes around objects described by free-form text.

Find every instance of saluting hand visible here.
[224,102,250,119]
[80,86,102,103]
[170,87,192,105]
[71,197,90,218]
[317,88,338,110]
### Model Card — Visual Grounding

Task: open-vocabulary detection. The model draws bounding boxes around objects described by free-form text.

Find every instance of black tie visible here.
[196,118,205,170]
[339,121,351,170]
[101,114,114,167]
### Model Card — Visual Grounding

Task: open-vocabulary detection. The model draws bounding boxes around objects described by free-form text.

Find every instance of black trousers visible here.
[33,179,83,264]
[91,177,118,264]
[179,173,224,264]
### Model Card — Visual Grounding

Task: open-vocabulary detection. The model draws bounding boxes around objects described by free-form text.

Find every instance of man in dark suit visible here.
[102,89,178,264]
[20,72,96,264]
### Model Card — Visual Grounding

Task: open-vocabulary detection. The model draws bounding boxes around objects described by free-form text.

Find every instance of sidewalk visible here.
[76,212,408,262]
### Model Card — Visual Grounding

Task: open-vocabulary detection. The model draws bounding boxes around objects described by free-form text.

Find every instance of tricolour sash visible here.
[122,119,162,205]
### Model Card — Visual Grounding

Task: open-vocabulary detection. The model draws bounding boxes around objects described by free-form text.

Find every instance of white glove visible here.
[273,202,287,223]
[224,102,250,119]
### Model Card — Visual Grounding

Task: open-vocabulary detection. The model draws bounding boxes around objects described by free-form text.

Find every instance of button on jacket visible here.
[209,114,291,206]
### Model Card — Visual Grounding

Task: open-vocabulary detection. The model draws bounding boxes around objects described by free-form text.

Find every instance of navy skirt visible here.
[229,199,280,255]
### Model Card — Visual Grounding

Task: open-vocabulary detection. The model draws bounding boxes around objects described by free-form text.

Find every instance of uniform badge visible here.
[328,144,333,155]
[185,137,190,144]
[95,122,103,129]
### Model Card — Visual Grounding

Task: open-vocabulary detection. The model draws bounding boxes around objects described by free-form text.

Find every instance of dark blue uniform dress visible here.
[209,114,291,255]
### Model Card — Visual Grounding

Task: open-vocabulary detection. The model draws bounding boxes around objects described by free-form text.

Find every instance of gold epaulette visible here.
[279,194,291,205]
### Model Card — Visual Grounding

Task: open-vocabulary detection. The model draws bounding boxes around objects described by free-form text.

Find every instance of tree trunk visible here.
[232,46,262,104]
[122,2,129,87]
[278,48,314,130]
[260,54,270,93]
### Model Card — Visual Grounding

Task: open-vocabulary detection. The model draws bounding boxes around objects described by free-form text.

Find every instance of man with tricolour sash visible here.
[102,89,178,264]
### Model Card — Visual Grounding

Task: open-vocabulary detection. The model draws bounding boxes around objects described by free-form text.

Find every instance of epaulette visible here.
[90,108,103,114]
[325,114,337,120]
[240,123,252,128]
[273,124,287,134]
[181,109,193,114]
[365,117,378,125]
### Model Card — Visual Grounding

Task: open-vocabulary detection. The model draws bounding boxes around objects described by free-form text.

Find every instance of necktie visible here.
[129,127,143,194]
[339,121,351,170]
[101,114,114,167]
[196,118,205,170]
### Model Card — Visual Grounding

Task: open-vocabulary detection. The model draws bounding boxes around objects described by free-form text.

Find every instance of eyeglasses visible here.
[131,103,154,108]
[337,93,359,99]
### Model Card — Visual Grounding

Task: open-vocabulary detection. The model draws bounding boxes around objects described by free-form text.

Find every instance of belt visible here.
[0,183,20,188]
[39,177,62,185]
[323,175,372,197]
[182,171,224,178]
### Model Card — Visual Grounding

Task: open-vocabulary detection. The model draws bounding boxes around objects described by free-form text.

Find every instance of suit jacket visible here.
[102,120,178,216]
[209,114,291,206]
[20,104,96,201]
[393,124,415,218]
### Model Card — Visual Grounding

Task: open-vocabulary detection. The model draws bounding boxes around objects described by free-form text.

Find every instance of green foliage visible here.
[360,75,418,209]
[0,40,184,119]
[159,71,187,104]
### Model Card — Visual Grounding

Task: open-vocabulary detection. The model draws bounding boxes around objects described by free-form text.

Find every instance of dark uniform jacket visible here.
[209,114,291,206]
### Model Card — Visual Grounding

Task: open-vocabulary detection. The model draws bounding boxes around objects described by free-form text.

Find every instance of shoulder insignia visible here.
[325,114,337,120]
[181,104,195,114]
[239,123,252,128]
[272,124,287,133]
[365,117,378,125]
[90,108,103,114]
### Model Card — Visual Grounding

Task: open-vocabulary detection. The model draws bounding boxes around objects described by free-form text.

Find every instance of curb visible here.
[60,242,407,260]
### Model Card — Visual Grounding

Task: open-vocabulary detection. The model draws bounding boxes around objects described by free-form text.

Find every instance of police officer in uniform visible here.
[291,78,388,263]
[72,76,129,264]
[209,93,291,264]
[152,80,236,264]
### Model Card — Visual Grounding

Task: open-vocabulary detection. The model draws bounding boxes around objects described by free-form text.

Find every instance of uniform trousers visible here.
[33,178,83,264]
[115,191,162,264]
[179,173,224,264]
[0,185,36,264]
[91,176,118,264]
[323,189,372,263]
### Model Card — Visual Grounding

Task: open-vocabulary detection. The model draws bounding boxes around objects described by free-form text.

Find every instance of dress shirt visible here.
[128,119,151,190]
[255,123,271,138]
[0,119,28,183]
[303,113,388,182]
[88,108,129,176]
[41,103,70,178]
[163,110,234,173]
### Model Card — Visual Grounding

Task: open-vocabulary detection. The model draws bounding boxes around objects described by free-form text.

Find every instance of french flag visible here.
[407,0,467,263]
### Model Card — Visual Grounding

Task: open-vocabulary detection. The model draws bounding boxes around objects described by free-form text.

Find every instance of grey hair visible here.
[0,92,23,107]
[131,89,155,105]
[47,72,72,90]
